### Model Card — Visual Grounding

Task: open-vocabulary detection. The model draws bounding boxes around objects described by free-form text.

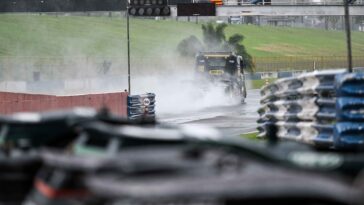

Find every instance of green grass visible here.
[0,14,201,59]
[240,132,260,140]
[249,78,277,89]
[1,14,364,59]
[225,24,364,57]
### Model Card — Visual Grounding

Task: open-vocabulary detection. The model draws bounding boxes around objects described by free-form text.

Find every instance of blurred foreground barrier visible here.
[258,70,364,150]
[1,108,364,204]
[127,93,156,121]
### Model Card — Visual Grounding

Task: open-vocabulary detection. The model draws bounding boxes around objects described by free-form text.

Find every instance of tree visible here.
[226,34,254,71]
[201,23,227,50]
[176,35,204,57]
[177,22,254,71]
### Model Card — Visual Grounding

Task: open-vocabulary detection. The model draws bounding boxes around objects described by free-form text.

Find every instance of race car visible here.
[195,51,247,103]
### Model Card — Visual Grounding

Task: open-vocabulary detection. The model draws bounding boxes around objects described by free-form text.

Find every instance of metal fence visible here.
[0,56,194,81]
[0,56,363,81]
[253,56,364,72]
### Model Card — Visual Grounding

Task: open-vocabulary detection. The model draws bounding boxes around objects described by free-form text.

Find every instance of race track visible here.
[158,89,261,137]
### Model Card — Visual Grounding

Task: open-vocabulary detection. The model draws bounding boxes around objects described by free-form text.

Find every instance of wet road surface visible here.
[158,89,261,137]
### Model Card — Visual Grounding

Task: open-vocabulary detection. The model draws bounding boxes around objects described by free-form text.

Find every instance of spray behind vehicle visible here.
[195,51,247,103]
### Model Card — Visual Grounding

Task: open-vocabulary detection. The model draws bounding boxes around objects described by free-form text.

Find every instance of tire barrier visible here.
[127,93,156,121]
[245,70,307,80]
[0,155,41,204]
[246,68,364,81]
[0,91,128,116]
[0,108,96,204]
[71,121,184,157]
[0,108,364,204]
[0,108,98,149]
[258,70,364,150]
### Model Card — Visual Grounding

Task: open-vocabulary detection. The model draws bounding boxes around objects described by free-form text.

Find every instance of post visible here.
[313,61,316,71]
[344,0,353,73]
[127,1,131,93]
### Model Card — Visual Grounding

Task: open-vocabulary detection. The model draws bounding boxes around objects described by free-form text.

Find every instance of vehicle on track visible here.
[195,51,247,103]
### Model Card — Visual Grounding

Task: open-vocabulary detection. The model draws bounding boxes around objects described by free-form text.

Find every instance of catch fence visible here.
[253,56,364,72]
[0,56,363,81]
[0,56,193,81]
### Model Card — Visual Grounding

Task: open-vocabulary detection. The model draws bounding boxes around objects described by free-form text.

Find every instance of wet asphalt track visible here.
[158,89,261,137]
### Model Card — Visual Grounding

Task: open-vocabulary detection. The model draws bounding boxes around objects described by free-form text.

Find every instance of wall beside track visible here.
[0,91,128,116]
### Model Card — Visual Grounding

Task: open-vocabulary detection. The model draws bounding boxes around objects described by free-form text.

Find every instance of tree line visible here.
[177,22,254,71]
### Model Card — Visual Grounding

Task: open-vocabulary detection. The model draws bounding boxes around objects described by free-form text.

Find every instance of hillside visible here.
[0,14,363,79]
[1,14,364,58]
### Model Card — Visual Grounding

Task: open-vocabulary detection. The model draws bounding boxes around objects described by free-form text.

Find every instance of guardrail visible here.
[127,93,156,121]
[258,69,364,150]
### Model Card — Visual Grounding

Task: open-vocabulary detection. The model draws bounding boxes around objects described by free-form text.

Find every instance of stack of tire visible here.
[0,155,41,204]
[0,108,97,204]
[258,69,364,150]
[0,107,364,204]
[127,93,156,121]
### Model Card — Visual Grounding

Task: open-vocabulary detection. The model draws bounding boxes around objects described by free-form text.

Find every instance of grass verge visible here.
[240,132,260,140]
[249,78,277,90]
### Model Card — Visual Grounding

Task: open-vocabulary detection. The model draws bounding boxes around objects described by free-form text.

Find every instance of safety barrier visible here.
[253,56,364,73]
[0,92,56,114]
[258,69,364,150]
[0,91,128,116]
[127,93,156,121]
[246,70,308,80]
